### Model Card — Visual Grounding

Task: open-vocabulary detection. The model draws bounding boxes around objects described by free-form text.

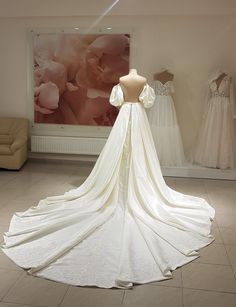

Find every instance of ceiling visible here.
[0,0,236,17]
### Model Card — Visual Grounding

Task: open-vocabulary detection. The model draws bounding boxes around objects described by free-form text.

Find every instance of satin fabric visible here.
[1,84,215,289]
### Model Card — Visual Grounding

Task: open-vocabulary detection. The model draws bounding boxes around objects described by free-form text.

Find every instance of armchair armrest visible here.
[10,137,27,152]
[10,120,29,153]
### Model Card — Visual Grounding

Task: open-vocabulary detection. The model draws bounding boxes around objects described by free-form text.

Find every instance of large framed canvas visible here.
[33,33,130,126]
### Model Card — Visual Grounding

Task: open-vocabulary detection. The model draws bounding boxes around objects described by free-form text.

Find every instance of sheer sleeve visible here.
[109,84,124,107]
[171,81,175,94]
[139,84,156,108]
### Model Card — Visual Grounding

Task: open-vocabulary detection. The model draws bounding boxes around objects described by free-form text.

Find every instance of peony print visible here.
[33,33,130,126]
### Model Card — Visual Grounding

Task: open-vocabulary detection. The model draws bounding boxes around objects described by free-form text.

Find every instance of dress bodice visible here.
[109,83,155,108]
[154,80,174,96]
[209,75,231,98]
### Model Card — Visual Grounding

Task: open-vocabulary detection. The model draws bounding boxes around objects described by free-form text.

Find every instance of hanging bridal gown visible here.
[148,80,186,166]
[1,84,215,289]
[194,74,236,169]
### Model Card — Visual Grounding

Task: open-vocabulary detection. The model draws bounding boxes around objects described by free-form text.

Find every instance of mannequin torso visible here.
[154,70,174,84]
[119,69,147,102]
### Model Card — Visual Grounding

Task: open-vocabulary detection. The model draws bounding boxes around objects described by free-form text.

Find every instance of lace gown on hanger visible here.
[194,74,236,169]
[1,84,215,289]
[148,80,186,166]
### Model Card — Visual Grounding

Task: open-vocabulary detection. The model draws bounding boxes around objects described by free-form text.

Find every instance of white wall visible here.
[1,0,236,17]
[0,14,236,155]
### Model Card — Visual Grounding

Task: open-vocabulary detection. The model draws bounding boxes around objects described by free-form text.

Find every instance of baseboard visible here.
[162,164,236,180]
[28,151,98,163]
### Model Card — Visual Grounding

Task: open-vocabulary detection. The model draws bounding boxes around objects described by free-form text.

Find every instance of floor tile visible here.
[211,225,223,243]
[3,274,68,307]
[60,286,124,307]
[0,172,18,187]
[0,269,22,300]
[176,178,205,185]
[182,263,236,293]
[151,268,182,287]
[174,181,206,197]
[0,249,22,271]
[0,189,21,209]
[49,180,84,196]
[0,202,30,225]
[164,177,176,188]
[219,227,236,245]
[70,164,94,178]
[232,266,236,278]
[18,185,58,200]
[23,160,77,175]
[0,225,8,243]
[208,191,236,210]
[216,212,236,228]
[205,179,236,194]
[183,288,236,307]
[225,245,236,265]
[0,303,37,307]
[211,218,219,228]
[194,243,230,265]
[122,285,182,307]
[5,173,44,191]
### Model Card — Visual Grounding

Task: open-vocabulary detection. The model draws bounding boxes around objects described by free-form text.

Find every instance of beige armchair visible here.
[0,117,29,169]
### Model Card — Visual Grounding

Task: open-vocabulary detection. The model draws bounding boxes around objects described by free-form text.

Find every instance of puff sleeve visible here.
[109,84,124,107]
[139,84,156,108]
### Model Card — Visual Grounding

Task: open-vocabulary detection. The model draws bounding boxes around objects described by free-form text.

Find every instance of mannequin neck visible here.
[129,68,137,75]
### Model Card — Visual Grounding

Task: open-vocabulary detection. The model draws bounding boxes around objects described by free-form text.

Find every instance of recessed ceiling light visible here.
[74,27,79,30]
[107,27,112,30]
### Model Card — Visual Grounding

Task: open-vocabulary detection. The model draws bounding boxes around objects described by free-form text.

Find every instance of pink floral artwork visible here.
[33,33,130,126]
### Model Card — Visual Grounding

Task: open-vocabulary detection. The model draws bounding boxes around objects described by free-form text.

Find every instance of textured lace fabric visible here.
[154,80,174,96]
[210,76,231,98]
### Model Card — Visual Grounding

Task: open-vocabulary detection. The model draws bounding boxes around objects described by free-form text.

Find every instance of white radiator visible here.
[31,135,107,155]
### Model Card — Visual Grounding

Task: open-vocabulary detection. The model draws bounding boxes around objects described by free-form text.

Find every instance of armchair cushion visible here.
[0,134,13,145]
[0,144,12,155]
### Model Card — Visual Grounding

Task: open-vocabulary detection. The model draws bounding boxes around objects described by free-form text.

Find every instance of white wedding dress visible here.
[194,74,236,169]
[148,80,186,166]
[1,84,215,289]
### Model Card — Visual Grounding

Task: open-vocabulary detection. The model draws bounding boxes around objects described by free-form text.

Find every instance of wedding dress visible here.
[194,73,236,169]
[1,83,215,289]
[148,80,186,166]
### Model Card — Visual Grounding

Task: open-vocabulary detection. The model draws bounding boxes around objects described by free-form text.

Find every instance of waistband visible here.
[123,101,141,104]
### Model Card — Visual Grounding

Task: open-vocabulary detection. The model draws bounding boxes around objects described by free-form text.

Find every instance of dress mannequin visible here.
[119,69,147,102]
[194,71,236,169]
[153,69,174,84]
[148,69,186,166]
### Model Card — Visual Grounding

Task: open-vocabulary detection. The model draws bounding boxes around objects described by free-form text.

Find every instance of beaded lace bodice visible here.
[210,75,231,98]
[154,80,174,96]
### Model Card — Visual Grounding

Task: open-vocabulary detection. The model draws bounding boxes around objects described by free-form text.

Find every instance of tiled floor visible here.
[0,160,236,307]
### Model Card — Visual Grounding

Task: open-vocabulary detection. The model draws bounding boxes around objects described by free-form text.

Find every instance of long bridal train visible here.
[1,83,215,289]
